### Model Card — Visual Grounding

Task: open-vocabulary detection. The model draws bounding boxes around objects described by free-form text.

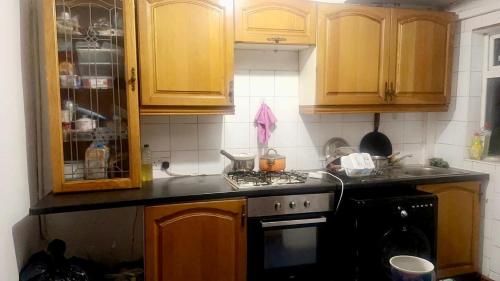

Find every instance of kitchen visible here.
[2,0,500,280]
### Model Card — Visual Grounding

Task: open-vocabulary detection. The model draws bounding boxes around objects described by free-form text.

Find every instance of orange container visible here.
[259,149,286,172]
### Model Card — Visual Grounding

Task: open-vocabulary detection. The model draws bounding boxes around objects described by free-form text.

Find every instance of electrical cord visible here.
[317,171,344,213]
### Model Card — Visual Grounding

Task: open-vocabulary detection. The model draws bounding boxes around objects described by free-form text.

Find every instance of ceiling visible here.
[345,0,460,8]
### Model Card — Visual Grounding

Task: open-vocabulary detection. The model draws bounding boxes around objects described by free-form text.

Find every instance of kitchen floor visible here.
[440,273,484,281]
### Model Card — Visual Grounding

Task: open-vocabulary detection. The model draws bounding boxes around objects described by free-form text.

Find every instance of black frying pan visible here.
[359,113,393,157]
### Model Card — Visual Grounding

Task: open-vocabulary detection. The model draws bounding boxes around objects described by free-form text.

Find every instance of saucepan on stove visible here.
[259,148,286,172]
[220,150,255,172]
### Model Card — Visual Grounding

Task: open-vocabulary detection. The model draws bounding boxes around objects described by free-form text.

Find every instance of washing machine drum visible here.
[379,225,432,278]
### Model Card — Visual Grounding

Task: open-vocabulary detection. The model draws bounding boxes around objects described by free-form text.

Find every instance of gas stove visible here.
[224,171,308,189]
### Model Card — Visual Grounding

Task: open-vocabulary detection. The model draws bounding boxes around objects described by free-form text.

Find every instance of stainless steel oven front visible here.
[247,193,335,281]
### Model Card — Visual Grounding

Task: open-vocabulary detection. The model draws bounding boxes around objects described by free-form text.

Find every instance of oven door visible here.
[248,214,330,281]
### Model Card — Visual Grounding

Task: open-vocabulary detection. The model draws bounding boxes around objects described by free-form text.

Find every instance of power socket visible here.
[151,151,171,171]
[152,157,169,170]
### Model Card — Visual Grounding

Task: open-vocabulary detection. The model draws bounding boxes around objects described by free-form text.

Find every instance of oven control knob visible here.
[401,210,408,218]
[274,202,282,211]
[289,201,296,209]
[304,200,311,208]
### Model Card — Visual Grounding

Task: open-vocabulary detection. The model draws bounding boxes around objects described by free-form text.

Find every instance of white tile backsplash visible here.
[224,122,250,149]
[273,122,298,148]
[170,124,198,151]
[403,121,425,144]
[273,97,299,122]
[198,150,225,175]
[141,50,429,176]
[170,151,198,174]
[198,123,224,150]
[224,96,250,123]
[234,70,250,97]
[250,70,275,97]
[275,71,299,97]
[141,123,170,151]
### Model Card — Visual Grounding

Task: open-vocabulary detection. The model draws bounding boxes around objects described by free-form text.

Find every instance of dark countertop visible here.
[30,168,488,215]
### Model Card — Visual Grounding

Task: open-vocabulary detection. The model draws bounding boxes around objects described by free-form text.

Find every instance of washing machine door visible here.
[379,225,432,279]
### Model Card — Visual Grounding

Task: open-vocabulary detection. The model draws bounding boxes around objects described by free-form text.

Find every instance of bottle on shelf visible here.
[85,142,110,179]
[142,144,153,182]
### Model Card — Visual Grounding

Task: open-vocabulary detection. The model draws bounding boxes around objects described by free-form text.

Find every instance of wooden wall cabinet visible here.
[299,4,455,114]
[235,0,317,45]
[389,9,455,106]
[41,0,141,193]
[417,182,481,279]
[137,0,235,115]
[144,199,247,281]
[315,5,391,106]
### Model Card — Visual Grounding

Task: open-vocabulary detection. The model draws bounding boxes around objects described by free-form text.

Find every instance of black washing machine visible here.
[333,189,437,281]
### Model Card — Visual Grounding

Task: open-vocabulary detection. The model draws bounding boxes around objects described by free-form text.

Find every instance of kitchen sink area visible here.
[384,165,471,177]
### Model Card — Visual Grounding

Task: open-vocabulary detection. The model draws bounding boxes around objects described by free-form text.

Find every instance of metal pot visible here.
[259,148,286,172]
[371,156,390,170]
[220,150,255,172]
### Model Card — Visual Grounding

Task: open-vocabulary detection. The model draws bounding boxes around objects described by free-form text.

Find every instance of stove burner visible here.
[225,171,308,189]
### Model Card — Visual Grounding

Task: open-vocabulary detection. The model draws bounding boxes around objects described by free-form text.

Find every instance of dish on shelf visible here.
[81,76,113,89]
[59,75,81,89]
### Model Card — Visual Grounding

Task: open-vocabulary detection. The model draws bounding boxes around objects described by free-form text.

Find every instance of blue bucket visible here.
[390,255,435,281]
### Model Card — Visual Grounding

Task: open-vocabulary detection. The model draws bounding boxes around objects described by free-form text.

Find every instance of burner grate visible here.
[225,171,308,189]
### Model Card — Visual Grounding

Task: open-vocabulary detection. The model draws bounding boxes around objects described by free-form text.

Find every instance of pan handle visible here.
[374,113,380,132]
[220,150,236,161]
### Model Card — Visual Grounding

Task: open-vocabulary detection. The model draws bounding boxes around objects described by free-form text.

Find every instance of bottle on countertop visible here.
[470,133,483,160]
[142,144,153,182]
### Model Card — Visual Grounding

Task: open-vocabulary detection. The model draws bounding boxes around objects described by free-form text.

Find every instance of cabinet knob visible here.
[274,201,282,211]
[401,210,408,218]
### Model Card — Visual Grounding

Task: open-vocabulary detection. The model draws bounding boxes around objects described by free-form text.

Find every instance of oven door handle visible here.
[261,217,327,228]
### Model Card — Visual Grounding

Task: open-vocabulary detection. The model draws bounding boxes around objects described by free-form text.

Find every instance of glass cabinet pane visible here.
[494,37,500,67]
[55,0,130,181]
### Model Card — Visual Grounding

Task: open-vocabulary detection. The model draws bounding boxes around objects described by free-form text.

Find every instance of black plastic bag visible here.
[20,239,103,281]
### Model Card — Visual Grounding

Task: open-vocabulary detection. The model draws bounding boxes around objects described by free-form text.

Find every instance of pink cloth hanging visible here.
[255,103,277,145]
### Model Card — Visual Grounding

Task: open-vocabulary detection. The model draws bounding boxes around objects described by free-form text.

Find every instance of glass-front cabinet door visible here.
[42,0,140,193]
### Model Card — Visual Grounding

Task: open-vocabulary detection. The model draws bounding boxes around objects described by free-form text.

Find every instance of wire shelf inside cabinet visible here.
[56,0,130,181]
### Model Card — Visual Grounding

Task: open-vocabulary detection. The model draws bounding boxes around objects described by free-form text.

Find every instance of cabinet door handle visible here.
[129,67,137,91]
[389,82,395,102]
[229,80,234,104]
[241,204,246,228]
[384,82,388,102]
[266,37,287,44]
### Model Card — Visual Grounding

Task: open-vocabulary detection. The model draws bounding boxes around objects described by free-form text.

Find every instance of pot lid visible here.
[261,148,285,160]
[232,153,255,161]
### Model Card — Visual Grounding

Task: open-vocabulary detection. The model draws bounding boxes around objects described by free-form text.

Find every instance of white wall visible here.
[141,49,429,176]
[0,0,40,279]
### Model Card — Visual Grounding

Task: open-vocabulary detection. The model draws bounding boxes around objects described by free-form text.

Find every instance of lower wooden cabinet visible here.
[417,182,481,278]
[144,199,247,281]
